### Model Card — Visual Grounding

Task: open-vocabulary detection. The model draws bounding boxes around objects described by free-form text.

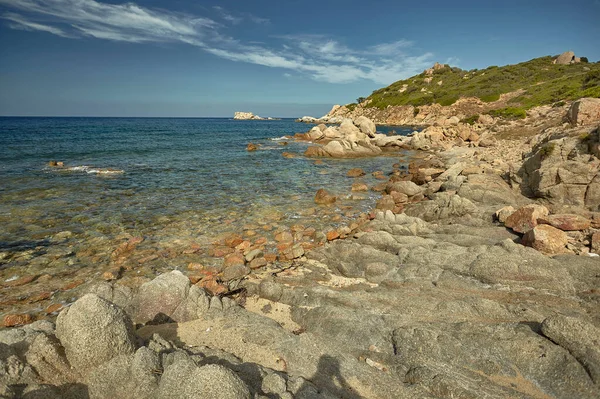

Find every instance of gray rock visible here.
[158,361,251,399]
[386,181,423,197]
[55,294,136,373]
[541,315,600,384]
[132,271,210,324]
[405,193,477,221]
[261,372,287,395]
[25,333,76,385]
[354,116,376,137]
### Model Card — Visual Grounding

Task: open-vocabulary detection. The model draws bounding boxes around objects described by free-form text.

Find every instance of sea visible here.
[0,117,413,307]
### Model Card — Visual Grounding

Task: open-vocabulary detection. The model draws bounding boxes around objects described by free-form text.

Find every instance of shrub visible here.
[345,103,357,111]
[539,143,555,159]
[552,101,566,107]
[461,115,480,125]
[582,70,600,90]
[413,107,420,117]
[480,93,501,103]
[488,107,527,119]
[580,57,589,63]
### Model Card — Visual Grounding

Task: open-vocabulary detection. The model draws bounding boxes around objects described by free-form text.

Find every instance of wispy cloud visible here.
[0,0,434,85]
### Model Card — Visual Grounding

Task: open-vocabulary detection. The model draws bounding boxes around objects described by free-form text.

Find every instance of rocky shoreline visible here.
[2,99,600,398]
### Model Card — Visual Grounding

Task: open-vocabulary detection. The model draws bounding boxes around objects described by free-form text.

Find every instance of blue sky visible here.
[0,0,598,117]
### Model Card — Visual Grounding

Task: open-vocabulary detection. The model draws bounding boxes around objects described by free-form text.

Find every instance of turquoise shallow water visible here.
[0,117,412,276]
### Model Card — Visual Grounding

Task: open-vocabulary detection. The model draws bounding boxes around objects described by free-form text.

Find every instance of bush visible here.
[488,107,527,119]
[581,57,589,63]
[345,103,357,111]
[552,101,565,108]
[413,107,420,117]
[480,93,501,102]
[582,70,600,90]
[461,115,480,125]
[539,143,555,159]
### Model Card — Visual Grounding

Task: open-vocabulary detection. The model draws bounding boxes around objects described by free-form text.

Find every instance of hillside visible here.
[348,55,600,118]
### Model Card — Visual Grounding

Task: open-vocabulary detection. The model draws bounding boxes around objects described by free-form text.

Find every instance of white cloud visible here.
[0,0,435,85]
[3,11,71,37]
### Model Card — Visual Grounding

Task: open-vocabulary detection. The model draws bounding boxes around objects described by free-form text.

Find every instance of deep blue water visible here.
[0,117,412,263]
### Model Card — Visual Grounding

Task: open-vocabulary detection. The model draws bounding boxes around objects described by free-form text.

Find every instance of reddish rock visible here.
[390,191,409,204]
[351,182,368,192]
[111,236,144,262]
[61,279,84,291]
[347,168,366,178]
[182,243,201,254]
[102,266,123,281]
[222,264,250,281]
[280,244,305,261]
[3,313,34,327]
[326,230,340,241]
[303,227,316,238]
[209,246,235,257]
[264,253,277,262]
[253,237,268,245]
[504,204,549,233]
[537,214,591,231]
[223,252,245,268]
[27,291,52,303]
[235,240,252,251]
[314,159,324,165]
[223,234,244,248]
[275,231,294,243]
[188,275,202,284]
[376,195,396,211]
[282,152,296,159]
[137,254,159,264]
[495,206,516,223]
[197,277,227,295]
[187,262,205,271]
[249,257,268,269]
[314,189,337,205]
[45,303,64,314]
[371,183,387,192]
[247,143,258,151]
[3,274,37,287]
[522,225,569,254]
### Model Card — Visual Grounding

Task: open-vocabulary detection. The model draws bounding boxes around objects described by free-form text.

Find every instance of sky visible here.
[0,0,598,117]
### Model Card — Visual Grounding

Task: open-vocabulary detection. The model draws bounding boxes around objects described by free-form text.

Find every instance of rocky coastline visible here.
[2,98,600,398]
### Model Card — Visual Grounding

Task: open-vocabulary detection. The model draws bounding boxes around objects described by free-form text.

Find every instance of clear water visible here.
[0,117,412,277]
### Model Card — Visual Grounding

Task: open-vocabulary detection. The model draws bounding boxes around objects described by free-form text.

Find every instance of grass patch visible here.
[345,103,357,112]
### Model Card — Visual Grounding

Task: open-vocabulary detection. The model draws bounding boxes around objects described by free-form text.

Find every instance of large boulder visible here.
[519,133,600,209]
[158,360,251,399]
[354,116,376,137]
[504,204,549,233]
[386,180,423,197]
[55,294,137,373]
[521,224,569,254]
[132,271,210,324]
[567,98,600,126]
[553,51,578,65]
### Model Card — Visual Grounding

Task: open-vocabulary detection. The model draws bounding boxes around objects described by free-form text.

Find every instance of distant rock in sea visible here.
[233,112,279,120]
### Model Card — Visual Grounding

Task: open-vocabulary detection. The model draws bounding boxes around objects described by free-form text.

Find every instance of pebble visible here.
[3,313,34,327]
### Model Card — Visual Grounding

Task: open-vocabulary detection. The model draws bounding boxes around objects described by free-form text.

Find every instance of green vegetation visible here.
[363,56,600,111]
[345,103,357,112]
[488,107,527,119]
[461,114,480,125]
[539,142,556,159]
[356,97,366,104]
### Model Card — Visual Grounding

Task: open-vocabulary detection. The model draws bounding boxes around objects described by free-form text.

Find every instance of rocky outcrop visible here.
[302,117,404,158]
[553,50,581,65]
[233,112,278,120]
[568,98,600,126]
[518,126,600,209]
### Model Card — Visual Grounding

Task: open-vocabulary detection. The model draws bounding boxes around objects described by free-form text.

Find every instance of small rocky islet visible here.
[2,59,600,398]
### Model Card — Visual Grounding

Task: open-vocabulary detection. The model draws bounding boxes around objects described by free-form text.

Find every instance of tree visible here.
[580,57,589,63]
[356,97,366,104]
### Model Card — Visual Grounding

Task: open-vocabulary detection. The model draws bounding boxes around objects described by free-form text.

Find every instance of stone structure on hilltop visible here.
[553,51,581,65]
